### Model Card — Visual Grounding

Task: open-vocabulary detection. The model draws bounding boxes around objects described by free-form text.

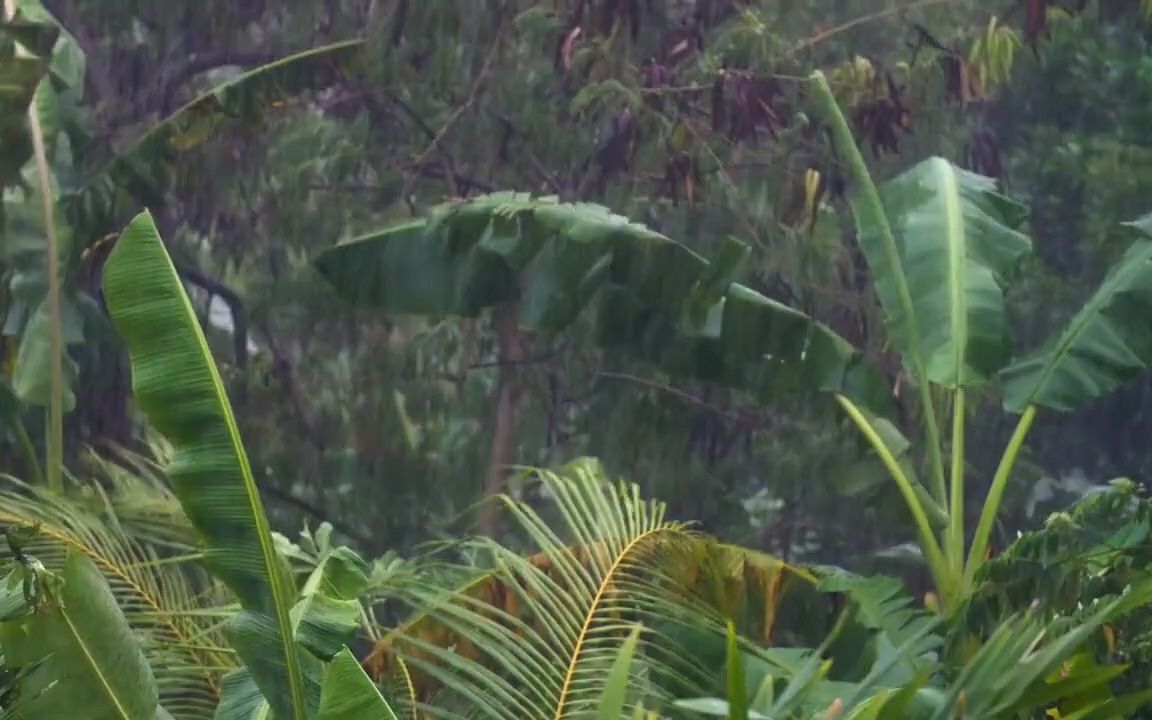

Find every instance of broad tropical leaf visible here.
[318,648,400,720]
[0,472,233,719]
[216,544,371,720]
[869,157,1030,386]
[1001,218,1152,412]
[103,39,364,208]
[0,550,162,720]
[316,193,886,409]
[102,211,308,720]
[367,459,730,718]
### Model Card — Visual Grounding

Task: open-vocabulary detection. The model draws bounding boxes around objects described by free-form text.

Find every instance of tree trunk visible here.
[479,299,523,537]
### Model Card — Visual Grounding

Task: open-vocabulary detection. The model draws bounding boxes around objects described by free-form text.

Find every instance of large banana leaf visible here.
[315,193,887,410]
[862,157,1030,386]
[0,550,162,720]
[1001,218,1152,412]
[102,212,309,720]
[102,39,364,208]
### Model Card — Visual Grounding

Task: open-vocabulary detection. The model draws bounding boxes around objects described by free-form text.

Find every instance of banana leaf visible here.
[0,550,162,720]
[1001,218,1152,412]
[315,193,889,411]
[102,39,364,208]
[861,157,1030,386]
[102,211,309,720]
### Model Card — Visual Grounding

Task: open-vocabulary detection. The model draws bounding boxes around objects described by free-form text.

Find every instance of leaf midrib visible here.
[552,526,675,719]
[938,158,967,385]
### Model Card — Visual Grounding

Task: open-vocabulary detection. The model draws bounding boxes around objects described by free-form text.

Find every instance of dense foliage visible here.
[3,0,1152,718]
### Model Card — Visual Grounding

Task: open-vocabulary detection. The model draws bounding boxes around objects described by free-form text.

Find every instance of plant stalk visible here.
[947,389,965,573]
[964,405,1037,587]
[809,70,948,508]
[12,419,43,486]
[836,394,951,598]
[7,0,65,493]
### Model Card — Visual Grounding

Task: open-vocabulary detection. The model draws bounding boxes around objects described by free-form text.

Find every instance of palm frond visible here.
[0,468,236,720]
[367,459,743,718]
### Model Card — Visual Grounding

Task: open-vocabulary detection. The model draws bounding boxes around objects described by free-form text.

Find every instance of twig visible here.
[596,371,755,426]
[788,0,955,56]
[398,29,505,202]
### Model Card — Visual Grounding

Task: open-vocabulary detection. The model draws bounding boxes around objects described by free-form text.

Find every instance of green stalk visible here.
[7,0,65,493]
[964,405,1037,587]
[947,389,965,573]
[12,419,43,486]
[809,71,948,507]
[836,394,952,597]
[29,110,64,494]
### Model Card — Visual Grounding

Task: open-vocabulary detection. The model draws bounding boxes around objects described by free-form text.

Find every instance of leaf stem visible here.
[947,389,965,573]
[964,405,1037,587]
[7,0,66,494]
[835,394,951,598]
[12,418,43,486]
[809,71,948,509]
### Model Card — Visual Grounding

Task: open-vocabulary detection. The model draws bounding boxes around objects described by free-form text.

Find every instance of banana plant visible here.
[101,211,397,720]
[316,73,1152,611]
[807,69,1152,606]
[1,0,86,493]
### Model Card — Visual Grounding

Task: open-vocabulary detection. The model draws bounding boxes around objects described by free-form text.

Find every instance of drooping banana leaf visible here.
[861,157,1031,386]
[101,211,309,720]
[315,193,889,411]
[1001,218,1152,412]
[0,550,162,720]
[318,648,400,720]
[100,39,364,208]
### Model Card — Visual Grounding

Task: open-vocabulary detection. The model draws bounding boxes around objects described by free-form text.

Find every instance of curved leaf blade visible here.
[315,193,887,410]
[101,211,307,720]
[873,157,1030,386]
[1001,223,1152,412]
[1,551,159,720]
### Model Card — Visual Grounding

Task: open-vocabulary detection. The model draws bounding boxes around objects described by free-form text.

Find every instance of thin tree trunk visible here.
[480,299,523,537]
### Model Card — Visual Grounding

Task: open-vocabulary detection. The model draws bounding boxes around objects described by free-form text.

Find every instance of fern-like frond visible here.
[0,469,237,720]
[368,459,738,718]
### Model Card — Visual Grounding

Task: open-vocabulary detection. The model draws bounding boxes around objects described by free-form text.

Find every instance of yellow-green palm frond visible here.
[367,459,743,719]
[0,465,237,720]
[75,440,198,549]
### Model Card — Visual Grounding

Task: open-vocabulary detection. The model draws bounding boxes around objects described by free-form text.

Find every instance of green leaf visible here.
[10,300,75,411]
[212,537,371,719]
[599,624,643,720]
[0,551,159,720]
[101,211,308,720]
[315,193,887,410]
[724,621,749,720]
[106,40,364,208]
[319,648,400,720]
[1001,222,1152,412]
[868,157,1030,386]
